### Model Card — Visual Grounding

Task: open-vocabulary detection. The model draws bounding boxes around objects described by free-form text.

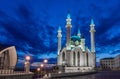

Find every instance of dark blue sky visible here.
[0,0,120,66]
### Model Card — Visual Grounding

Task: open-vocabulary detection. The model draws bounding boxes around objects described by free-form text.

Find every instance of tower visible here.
[81,35,85,51]
[57,26,62,55]
[77,29,81,38]
[89,19,96,68]
[89,19,96,53]
[66,12,72,50]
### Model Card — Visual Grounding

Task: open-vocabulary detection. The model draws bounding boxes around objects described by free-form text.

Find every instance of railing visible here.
[0,66,32,75]
[0,66,14,74]
[0,70,32,75]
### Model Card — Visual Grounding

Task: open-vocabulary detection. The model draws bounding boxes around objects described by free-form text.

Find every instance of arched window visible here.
[86,53,88,66]
[0,50,10,69]
[78,52,80,66]
[73,52,75,66]
[62,52,65,61]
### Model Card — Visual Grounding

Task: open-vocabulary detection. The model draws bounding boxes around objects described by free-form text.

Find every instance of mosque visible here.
[57,13,96,72]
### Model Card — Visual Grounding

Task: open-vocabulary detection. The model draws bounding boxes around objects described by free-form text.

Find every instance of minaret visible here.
[77,29,81,38]
[57,26,62,55]
[89,19,96,68]
[81,35,85,51]
[66,12,72,50]
[89,19,96,53]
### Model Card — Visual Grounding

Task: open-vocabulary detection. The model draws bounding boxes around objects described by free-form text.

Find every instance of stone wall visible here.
[65,67,93,73]
[0,72,33,79]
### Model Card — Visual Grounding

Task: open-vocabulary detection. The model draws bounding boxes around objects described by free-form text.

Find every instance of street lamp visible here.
[43,59,48,76]
[24,56,30,73]
[37,68,40,71]
[37,68,40,78]
[40,64,44,68]
[40,64,44,77]
[43,59,48,64]
[26,56,30,61]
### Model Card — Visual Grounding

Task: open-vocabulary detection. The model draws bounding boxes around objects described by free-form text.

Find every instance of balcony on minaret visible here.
[57,26,62,37]
[66,13,72,27]
[90,19,96,32]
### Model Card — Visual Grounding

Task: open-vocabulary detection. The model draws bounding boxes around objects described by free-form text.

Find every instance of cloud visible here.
[0,0,120,64]
[31,62,56,67]
[31,62,42,67]
[37,53,57,59]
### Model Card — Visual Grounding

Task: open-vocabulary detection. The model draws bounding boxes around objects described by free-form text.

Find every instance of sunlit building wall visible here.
[100,58,114,70]
[100,54,120,70]
[114,55,120,69]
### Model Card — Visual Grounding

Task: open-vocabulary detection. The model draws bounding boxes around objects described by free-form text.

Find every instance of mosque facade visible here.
[57,13,96,72]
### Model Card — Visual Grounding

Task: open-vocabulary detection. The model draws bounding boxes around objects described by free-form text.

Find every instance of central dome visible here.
[71,36,81,42]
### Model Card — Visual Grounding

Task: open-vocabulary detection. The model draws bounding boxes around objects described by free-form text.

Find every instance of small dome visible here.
[71,36,81,42]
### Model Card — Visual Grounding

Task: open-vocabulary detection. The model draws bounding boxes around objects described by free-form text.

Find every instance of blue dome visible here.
[71,36,80,42]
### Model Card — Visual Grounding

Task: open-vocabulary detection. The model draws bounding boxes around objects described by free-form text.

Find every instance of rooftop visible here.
[0,44,12,51]
[101,58,114,60]
[71,36,81,42]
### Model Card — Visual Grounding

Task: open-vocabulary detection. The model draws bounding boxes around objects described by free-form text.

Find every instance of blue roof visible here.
[58,26,61,30]
[91,19,94,25]
[71,36,80,42]
[67,13,71,19]
[78,29,81,34]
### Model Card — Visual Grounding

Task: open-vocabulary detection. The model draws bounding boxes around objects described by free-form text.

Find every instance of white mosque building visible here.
[57,13,96,72]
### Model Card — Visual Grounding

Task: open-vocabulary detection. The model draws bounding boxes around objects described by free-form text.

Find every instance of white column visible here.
[80,53,84,66]
[90,32,95,52]
[81,39,85,51]
[70,52,73,66]
[24,61,30,73]
[84,53,87,66]
[75,52,78,66]
[58,54,62,65]
[92,53,96,68]
[89,53,93,67]
[90,19,96,53]
[79,52,81,66]
[90,19,96,68]
[57,27,62,55]
[78,52,80,66]
[83,53,85,66]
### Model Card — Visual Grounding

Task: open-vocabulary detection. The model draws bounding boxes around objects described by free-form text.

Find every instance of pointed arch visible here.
[62,52,65,61]
[78,51,80,66]
[0,46,17,69]
[86,52,89,66]
[73,52,76,66]
[77,48,83,54]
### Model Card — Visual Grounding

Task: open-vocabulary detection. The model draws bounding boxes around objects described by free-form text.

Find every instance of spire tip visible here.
[58,26,61,30]
[67,11,71,19]
[91,19,94,25]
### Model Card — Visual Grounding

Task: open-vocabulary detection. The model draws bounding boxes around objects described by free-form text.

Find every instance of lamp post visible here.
[37,68,40,78]
[43,59,48,64]
[26,56,30,61]
[43,59,48,74]
[40,64,44,68]
[40,64,44,77]
[24,56,30,73]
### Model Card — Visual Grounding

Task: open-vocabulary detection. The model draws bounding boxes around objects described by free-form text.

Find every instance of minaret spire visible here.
[90,19,96,53]
[57,26,62,55]
[66,11,72,25]
[66,11,72,50]
[89,19,96,68]
[91,19,94,25]
[81,34,85,51]
[77,29,81,38]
